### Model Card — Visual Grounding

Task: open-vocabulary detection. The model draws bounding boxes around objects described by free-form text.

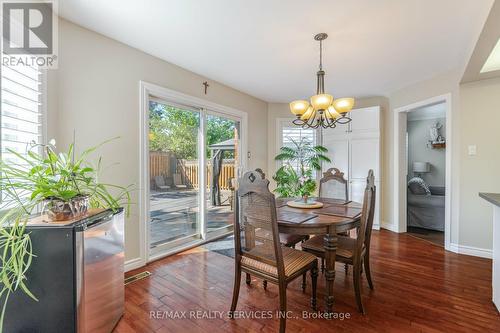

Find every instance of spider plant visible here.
[0,139,131,332]
[273,137,331,198]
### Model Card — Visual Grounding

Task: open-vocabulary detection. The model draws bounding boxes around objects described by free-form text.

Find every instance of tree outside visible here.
[149,101,236,159]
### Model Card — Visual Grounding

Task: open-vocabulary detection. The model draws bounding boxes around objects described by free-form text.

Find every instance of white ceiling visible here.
[59,0,493,103]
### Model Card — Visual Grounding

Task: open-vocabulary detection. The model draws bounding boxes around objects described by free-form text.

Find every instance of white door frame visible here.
[393,93,452,251]
[139,81,248,265]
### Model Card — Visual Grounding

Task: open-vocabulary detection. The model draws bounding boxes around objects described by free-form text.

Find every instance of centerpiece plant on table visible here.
[273,137,331,203]
[0,138,131,332]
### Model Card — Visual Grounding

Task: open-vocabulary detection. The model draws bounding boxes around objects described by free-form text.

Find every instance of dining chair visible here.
[255,168,309,248]
[230,170,318,333]
[319,167,349,201]
[318,167,350,271]
[301,169,376,314]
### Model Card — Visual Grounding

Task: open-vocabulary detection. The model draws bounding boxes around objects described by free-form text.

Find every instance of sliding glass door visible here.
[147,99,241,255]
[148,101,201,250]
[205,113,240,236]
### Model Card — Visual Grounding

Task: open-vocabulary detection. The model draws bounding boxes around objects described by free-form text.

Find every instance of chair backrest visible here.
[233,170,285,278]
[355,169,376,258]
[319,168,349,201]
[173,173,183,185]
[154,176,165,186]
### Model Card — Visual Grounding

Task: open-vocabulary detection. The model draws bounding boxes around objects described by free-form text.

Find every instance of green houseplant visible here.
[273,137,331,201]
[0,139,131,332]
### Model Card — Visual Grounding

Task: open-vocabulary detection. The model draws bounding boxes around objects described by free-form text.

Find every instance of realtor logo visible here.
[1,0,58,68]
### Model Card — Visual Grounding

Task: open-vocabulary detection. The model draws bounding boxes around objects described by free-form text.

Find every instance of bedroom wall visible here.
[407,117,446,186]
[47,19,268,264]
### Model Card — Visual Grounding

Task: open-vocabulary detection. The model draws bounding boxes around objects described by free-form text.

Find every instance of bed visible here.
[407,179,445,231]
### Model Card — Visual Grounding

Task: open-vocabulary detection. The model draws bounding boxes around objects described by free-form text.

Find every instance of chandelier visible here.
[289,33,355,129]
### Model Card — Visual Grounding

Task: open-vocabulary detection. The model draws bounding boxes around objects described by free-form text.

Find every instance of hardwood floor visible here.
[116,230,500,332]
[407,226,444,247]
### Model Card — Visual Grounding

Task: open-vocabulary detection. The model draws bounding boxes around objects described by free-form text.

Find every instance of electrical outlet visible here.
[468,145,477,156]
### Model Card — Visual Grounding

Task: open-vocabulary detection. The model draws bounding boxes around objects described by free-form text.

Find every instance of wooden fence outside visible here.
[183,160,235,190]
[150,151,173,180]
[149,151,235,190]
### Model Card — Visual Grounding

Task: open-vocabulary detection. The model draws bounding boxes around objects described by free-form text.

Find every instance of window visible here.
[278,119,318,173]
[1,60,44,166]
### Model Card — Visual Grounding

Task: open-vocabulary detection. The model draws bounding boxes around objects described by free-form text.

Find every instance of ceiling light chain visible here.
[289,33,355,129]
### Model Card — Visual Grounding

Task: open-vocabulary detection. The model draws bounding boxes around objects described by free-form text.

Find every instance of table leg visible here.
[323,230,338,313]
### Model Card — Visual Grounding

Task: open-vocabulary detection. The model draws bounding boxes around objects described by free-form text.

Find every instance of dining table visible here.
[275,197,362,313]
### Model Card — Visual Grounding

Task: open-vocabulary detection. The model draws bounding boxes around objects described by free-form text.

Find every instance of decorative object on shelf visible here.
[0,138,132,331]
[413,161,430,178]
[273,137,330,207]
[428,121,446,149]
[289,33,355,129]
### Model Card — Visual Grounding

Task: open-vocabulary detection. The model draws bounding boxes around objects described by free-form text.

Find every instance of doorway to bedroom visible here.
[406,102,446,246]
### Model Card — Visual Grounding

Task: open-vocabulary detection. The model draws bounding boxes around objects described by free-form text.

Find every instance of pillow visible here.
[408,177,431,195]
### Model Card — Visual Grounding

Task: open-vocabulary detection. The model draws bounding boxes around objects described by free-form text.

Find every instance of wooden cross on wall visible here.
[203,81,209,94]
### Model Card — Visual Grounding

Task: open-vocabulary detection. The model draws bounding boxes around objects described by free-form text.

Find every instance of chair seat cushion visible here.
[302,235,359,259]
[241,246,317,278]
[279,233,308,247]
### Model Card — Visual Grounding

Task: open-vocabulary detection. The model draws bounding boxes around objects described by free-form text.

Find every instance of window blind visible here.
[1,61,43,165]
[280,125,317,173]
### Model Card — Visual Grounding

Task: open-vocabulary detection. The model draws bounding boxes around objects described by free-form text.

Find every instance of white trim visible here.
[449,243,492,259]
[139,81,248,267]
[380,221,399,233]
[393,93,453,252]
[139,82,150,265]
[199,108,207,240]
[124,257,146,272]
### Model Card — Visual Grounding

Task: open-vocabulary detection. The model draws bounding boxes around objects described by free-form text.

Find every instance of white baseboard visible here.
[372,223,380,230]
[125,257,146,272]
[449,243,493,259]
[380,220,399,233]
[449,243,492,259]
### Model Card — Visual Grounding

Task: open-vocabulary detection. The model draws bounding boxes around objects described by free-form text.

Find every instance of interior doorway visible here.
[393,94,452,251]
[406,103,446,246]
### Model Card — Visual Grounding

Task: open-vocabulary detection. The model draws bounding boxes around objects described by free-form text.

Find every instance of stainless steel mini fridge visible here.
[4,208,125,333]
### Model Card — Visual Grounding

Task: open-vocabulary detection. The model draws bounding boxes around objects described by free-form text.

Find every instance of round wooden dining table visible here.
[275,197,362,313]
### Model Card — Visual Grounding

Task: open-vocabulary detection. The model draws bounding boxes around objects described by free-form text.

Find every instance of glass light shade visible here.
[325,106,340,119]
[300,106,315,120]
[310,93,333,111]
[289,100,310,116]
[332,98,354,114]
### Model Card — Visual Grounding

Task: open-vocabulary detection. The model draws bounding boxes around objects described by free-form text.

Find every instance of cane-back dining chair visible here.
[319,167,349,201]
[301,169,376,314]
[256,168,308,248]
[318,167,350,270]
[230,170,318,333]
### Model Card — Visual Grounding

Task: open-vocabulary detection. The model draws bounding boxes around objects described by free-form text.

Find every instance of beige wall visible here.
[48,19,268,262]
[458,77,500,249]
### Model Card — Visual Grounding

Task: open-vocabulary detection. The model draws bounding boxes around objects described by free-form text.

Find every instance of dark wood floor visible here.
[407,226,444,247]
[117,230,500,332]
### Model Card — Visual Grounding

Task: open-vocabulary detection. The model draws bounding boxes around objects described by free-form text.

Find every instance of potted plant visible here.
[273,137,330,203]
[0,139,131,332]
